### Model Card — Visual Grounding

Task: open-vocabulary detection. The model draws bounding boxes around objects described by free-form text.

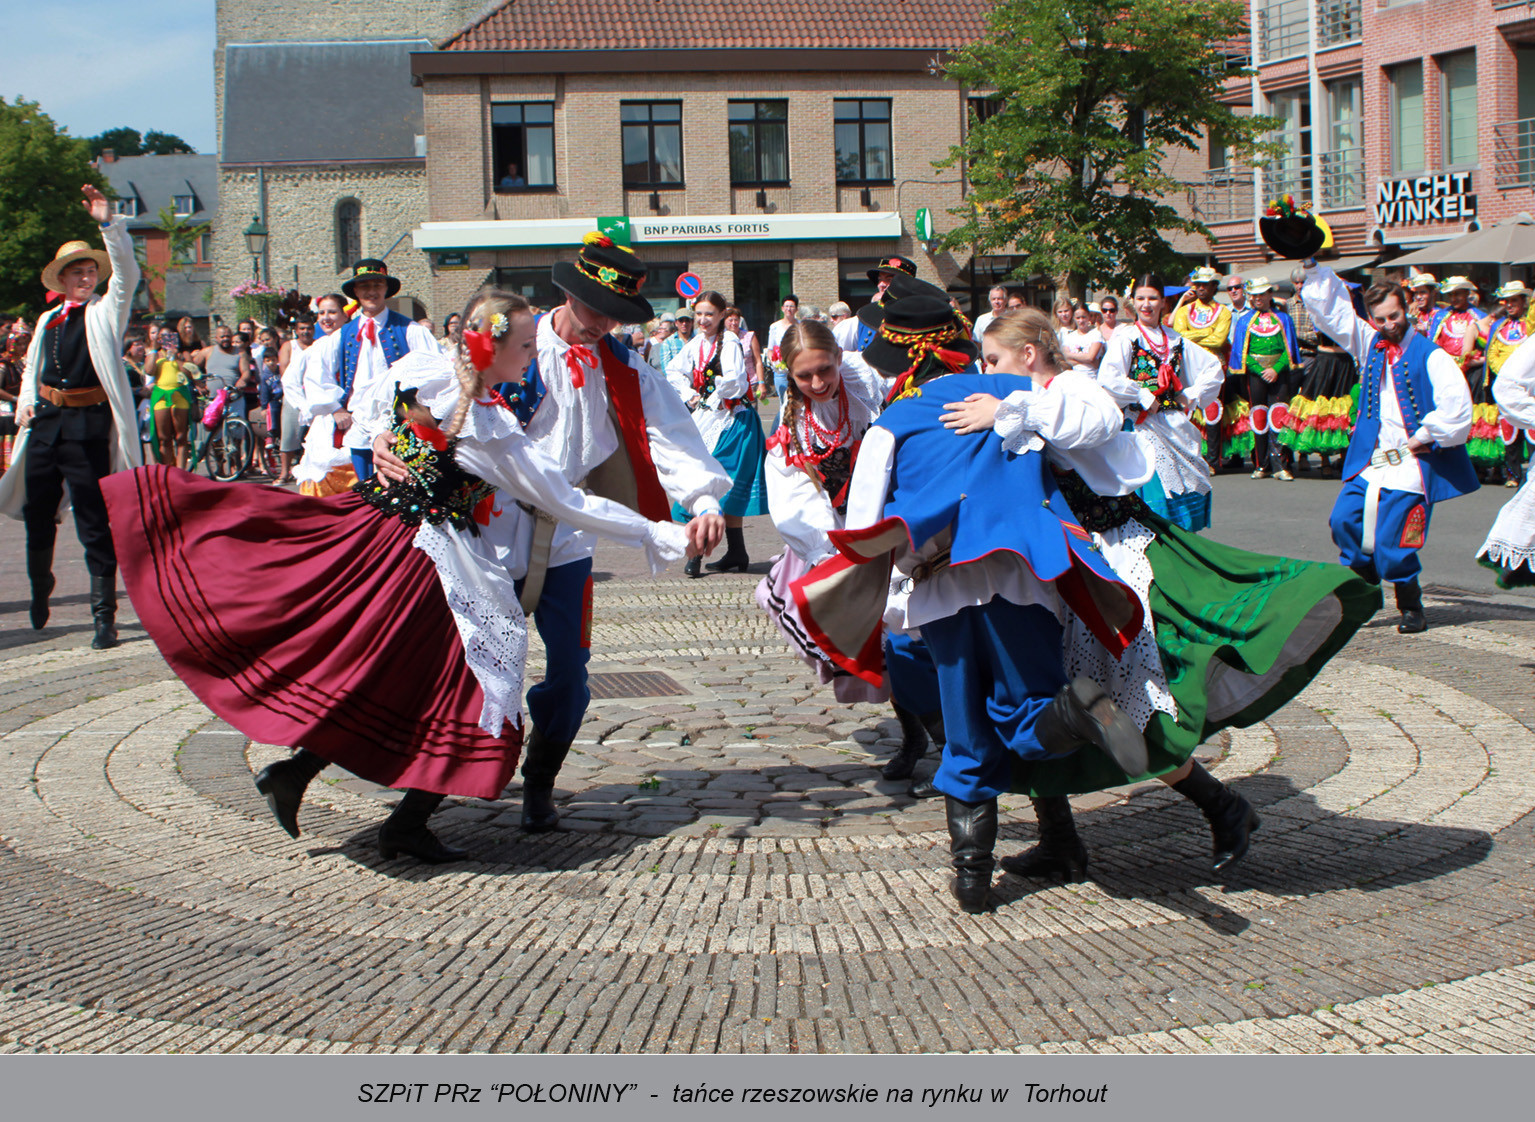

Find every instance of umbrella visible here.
[1390,212,1535,268]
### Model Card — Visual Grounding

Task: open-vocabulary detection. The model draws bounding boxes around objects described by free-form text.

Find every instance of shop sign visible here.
[1373,173,1476,226]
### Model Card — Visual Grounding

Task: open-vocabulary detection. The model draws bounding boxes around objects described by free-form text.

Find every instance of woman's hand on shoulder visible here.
[941,392,1001,434]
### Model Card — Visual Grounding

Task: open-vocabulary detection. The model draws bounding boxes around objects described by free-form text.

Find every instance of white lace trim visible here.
[1062,518,1177,731]
[1141,412,1212,497]
[993,399,1046,455]
[644,521,690,573]
[1479,479,1535,569]
[412,521,528,737]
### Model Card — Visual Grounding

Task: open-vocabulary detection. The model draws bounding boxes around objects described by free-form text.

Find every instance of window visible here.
[171,237,195,265]
[834,99,892,183]
[491,103,555,191]
[639,261,690,313]
[621,101,683,188]
[1389,62,1425,175]
[728,101,788,185]
[1323,78,1363,207]
[335,199,362,271]
[131,234,148,265]
[1208,132,1229,171]
[1441,52,1478,168]
[200,231,213,264]
[112,197,138,218]
[493,267,564,310]
[173,194,196,216]
[1268,92,1312,205]
[1257,0,1307,62]
[968,97,1002,126]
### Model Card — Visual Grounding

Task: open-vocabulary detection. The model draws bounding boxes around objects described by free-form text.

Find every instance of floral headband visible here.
[463,310,513,372]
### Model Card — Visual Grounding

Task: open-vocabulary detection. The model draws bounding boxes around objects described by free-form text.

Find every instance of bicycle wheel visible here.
[205,417,255,482]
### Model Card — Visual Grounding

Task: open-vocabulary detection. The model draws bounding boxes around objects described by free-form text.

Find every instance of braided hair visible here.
[778,319,841,486]
[442,289,531,437]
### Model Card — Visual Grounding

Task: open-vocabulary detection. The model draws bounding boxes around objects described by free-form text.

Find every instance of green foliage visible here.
[143,130,195,156]
[137,206,208,313]
[88,127,195,158]
[0,99,107,313]
[938,0,1282,295]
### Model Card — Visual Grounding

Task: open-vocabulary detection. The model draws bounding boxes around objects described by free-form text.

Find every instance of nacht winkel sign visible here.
[1372,173,1476,227]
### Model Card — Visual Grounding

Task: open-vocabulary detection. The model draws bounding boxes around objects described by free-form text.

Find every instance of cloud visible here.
[5,1,214,152]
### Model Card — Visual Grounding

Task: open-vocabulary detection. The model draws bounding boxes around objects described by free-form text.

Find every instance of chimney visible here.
[101,149,115,164]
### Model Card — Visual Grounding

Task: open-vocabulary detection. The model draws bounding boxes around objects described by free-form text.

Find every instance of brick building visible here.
[96,153,218,327]
[1196,0,1535,283]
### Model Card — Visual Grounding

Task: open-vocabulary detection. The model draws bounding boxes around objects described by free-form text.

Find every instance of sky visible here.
[7,0,217,154]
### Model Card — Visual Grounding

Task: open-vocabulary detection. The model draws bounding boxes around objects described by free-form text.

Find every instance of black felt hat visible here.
[341,258,401,299]
[1258,199,1331,260]
[866,255,918,284]
[856,272,950,329]
[860,295,979,378]
[550,233,654,322]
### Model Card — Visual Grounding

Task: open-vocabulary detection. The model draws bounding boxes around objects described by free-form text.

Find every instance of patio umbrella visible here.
[1390,212,1535,268]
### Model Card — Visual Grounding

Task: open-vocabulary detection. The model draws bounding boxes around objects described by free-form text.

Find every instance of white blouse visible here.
[665,330,750,451]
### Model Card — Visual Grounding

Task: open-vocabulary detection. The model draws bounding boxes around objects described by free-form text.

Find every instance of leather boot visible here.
[520,726,572,832]
[253,748,328,838]
[1035,676,1148,777]
[945,795,998,914]
[89,574,119,650]
[705,527,750,573]
[904,711,946,795]
[1395,579,1426,634]
[882,703,929,780]
[684,556,702,579]
[378,788,467,863]
[27,548,55,630]
[1000,796,1088,881]
[1171,761,1260,872]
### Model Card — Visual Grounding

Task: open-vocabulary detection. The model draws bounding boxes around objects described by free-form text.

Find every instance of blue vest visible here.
[338,310,414,407]
[1343,331,1478,504]
[1227,308,1299,375]
[498,325,629,428]
[855,320,877,352]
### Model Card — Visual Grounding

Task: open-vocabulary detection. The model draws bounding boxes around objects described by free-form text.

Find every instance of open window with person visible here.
[491,103,556,193]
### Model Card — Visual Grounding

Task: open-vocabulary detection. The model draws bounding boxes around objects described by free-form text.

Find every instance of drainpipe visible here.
[257,166,269,285]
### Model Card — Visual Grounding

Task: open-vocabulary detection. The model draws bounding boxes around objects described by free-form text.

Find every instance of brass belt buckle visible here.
[1384,448,1404,466]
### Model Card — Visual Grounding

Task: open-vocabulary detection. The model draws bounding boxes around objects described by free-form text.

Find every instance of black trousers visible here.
[1247,370,1295,472]
[22,435,116,578]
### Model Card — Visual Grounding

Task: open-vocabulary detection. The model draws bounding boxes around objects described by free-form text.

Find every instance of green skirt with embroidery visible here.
[1010,509,1382,798]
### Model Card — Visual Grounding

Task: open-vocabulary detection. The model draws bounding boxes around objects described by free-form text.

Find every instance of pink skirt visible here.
[101,465,523,798]
[755,551,888,704]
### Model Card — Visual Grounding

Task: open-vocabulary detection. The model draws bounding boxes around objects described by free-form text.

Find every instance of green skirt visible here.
[1010,509,1381,797]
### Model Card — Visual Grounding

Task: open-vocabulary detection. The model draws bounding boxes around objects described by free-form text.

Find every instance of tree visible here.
[88,126,143,158]
[938,0,1281,296]
[0,99,108,313]
[136,206,206,313]
[143,130,195,156]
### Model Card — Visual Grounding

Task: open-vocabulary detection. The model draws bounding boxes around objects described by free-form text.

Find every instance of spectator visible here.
[274,315,314,485]
[1097,294,1121,343]
[259,346,285,472]
[144,328,194,469]
[498,162,526,190]
[723,306,763,399]
[1052,296,1077,341]
[653,308,693,371]
[416,316,435,337]
[175,315,205,353]
[972,284,1008,346]
[1006,290,1025,309]
[827,301,852,326]
[202,324,253,419]
[765,295,799,399]
[438,312,461,356]
[1225,275,1247,313]
[0,319,29,471]
[1060,303,1105,374]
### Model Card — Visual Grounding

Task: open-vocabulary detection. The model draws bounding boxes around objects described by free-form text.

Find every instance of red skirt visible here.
[101,465,523,798]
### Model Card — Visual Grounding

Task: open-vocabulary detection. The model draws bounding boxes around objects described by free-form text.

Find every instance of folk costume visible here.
[501,234,731,831]
[305,260,437,481]
[664,326,769,520]
[1095,319,1225,531]
[757,358,886,703]
[833,255,919,354]
[101,346,688,862]
[1228,280,1301,479]
[1474,282,1535,481]
[0,217,142,648]
[1299,263,1477,633]
[1171,269,1244,467]
[1477,336,1535,586]
[1279,329,1357,464]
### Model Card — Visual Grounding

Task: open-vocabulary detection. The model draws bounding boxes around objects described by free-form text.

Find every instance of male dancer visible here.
[0,185,141,649]
[834,254,918,352]
[305,259,436,479]
[1297,260,1477,634]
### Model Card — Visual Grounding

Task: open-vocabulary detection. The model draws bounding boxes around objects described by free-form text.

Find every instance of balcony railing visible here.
[1317,0,1362,48]
[1257,0,1308,61]
[1187,167,1255,224]
[1494,117,1535,188]
[1319,146,1365,208]
[1267,152,1314,209]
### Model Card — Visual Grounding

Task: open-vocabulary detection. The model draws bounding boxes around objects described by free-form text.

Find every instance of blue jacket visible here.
[337,310,414,407]
[496,320,631,427]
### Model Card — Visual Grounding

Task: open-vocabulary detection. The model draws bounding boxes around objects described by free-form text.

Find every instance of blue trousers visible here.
[923,600,1068,803]
[513,556,594,743]
[774,370,788,399]
[351,448,375,480]
[1330,476,1431,584]
[886,631,941,715]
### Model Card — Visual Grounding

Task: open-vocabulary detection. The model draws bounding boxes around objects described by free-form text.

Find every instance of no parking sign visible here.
[675,272,702,300]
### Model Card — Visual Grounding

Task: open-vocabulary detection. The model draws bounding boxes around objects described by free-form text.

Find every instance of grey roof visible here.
[222,40,430,165]
[100,154,219,230]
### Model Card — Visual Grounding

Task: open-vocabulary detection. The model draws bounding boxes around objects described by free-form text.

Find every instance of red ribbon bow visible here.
[463,328,495,372]
[566,344,596,388]
[1375,337,1403,365]
[359,317,378,345]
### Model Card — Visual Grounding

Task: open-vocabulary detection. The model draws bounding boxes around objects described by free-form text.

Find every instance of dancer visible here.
[1406,273,1439,336]
[1096,275,1224,531]
[1477,335,1535,586]
[1171,266,1242,470]
[939,308,1378,881]
[1475,282,1534,485]
[102,292,690,862]
[665,289,768,576]
[1427,276,1485,390]
[0,185,141,649]
[834,255,918,352]
[1228,277,1300,480]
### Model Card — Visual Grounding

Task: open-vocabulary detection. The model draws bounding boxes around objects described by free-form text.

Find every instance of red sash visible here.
[596,339,671,522]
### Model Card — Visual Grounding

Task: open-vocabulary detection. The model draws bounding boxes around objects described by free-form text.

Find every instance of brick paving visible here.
[2,474,1535,1053]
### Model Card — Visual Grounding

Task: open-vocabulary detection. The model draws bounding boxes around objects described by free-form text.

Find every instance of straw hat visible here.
[1244,276,1277,295]
[1187,266,1221,286]
[40,239,111,294]
[1439,276,1478,295]
[1406,271,1438,290]
[1494,281,1532,302]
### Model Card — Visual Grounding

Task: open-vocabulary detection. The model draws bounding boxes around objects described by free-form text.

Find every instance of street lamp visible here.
[242,214,268,280]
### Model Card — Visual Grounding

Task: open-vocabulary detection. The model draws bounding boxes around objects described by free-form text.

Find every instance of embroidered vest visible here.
[1344,331,1479,504]
[354,419,497,534]
[338,310,413,408]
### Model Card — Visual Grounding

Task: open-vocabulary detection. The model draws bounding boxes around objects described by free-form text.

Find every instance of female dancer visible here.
[1096,275,1224,530]
[1475,282,1534,485]
[101,291,689,863]
[1478,335,1535,585]
[666,290,768,576]
[942,308,1379,886]
[755,321,885,703]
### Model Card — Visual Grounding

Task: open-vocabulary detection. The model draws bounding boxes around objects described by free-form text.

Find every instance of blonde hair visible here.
[778,319,843,485]
[982,307,1066,372]
[443,288,532,437]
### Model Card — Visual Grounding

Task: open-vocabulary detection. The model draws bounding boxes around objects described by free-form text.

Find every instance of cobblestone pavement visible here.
[3,485,1535,1054]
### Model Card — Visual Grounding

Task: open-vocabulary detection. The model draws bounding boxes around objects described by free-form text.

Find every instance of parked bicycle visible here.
[187,384,255,482]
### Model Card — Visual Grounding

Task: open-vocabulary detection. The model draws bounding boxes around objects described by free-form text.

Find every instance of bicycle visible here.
[187,386,255,482]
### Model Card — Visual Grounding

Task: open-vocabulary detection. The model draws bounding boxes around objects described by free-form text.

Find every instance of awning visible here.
[413,211,902,252]
[1320,253,1378,273]
[1387,213,1535,267]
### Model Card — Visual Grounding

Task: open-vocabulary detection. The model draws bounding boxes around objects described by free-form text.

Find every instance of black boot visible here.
[520,726,572,832]
[684,556,702,578]
[945,795,998,914]
[705,527,750,573]
[1035,677,1148,777]
[1171,761,1259,872]
[882,704,929,780]
[252,748,328,838]
[27,548,55,630]
[89,574,119,650]
[378,788,467,863]
[1395,579,1426,634]
[1000,796,1088,881]
[905,711,946,796]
